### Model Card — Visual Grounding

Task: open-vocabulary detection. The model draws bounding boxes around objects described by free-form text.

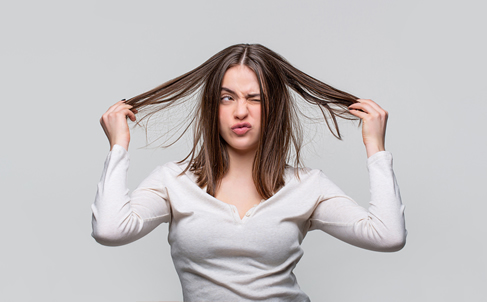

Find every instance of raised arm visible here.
[309,99,406,252]
[91,145,171,246]
[309,152,406,252]
[91,101,171,246]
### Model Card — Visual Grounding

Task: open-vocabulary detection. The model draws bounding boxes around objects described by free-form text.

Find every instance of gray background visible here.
[1,0,485,301]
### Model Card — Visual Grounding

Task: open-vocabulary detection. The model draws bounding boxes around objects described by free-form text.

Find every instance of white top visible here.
[91,144,407,302]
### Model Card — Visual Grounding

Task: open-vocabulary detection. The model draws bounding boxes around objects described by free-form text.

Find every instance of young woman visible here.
[92,43,406,301]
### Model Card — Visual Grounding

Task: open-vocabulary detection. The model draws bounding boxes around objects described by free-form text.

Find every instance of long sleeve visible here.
[309,151,407,252]
[91,144,171,246]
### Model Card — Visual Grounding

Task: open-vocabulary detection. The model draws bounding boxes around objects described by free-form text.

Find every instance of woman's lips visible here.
[231,122,252,135]
[232,127,251,135]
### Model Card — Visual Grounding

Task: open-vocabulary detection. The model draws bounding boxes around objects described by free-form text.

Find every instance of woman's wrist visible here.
[365,144,385,158]
[110,142,129,151]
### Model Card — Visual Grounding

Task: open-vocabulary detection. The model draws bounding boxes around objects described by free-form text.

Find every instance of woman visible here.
[92,43,406,301]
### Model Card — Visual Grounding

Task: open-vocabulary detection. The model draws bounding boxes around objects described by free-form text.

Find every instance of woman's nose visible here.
[234,99,248,119]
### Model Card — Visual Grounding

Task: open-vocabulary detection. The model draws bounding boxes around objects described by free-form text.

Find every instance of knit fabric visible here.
[91,144,406,301]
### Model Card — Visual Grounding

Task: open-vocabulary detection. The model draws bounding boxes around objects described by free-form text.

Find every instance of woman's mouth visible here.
[231,122,251,135]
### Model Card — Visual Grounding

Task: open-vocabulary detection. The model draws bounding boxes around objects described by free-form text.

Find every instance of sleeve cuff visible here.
[110,144,129,155]
[106,144,130,163]
[367,150,393,167]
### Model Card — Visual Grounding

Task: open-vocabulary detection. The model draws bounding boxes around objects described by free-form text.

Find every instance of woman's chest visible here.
[166,188,319,265]
[168,204,307,267]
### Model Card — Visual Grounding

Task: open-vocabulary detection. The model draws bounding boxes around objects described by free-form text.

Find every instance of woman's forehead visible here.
[221,65,261,95]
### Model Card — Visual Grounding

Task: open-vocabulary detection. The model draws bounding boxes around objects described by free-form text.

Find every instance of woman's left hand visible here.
[348,99,388,158]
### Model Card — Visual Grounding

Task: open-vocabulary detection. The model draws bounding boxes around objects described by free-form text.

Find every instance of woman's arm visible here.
[309,99,406,252]
[91,145,171,246]
[310,152,406,252]
[91,101,171,246]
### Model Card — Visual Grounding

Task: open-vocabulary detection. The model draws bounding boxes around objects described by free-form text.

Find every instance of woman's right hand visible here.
[100,100,138,151]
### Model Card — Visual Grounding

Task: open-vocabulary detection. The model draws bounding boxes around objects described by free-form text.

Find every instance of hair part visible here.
[125,44,359,199]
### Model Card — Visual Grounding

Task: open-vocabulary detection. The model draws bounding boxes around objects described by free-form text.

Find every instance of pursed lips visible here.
[231,122,252,130]
[231,122,252,135]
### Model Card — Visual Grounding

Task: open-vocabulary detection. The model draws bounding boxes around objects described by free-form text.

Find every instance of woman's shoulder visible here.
[283,164,327,184]
[284,164,323,177]
[283,164,345,195]
[151,160,190,174]
[150,160,198,181]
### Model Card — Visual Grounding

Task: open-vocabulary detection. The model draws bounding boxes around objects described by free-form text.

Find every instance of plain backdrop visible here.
[1,0,485,301]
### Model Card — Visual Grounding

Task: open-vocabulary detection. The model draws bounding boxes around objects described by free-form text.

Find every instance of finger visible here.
[348,105,366,113]
[109,104,134,118]
[124,108,137,122]
[106,100,126,113]
[349,102,378,116]
[356,99,387,116]
[348,107,368,119]
[101,105,135,127]
[106,100,132,114]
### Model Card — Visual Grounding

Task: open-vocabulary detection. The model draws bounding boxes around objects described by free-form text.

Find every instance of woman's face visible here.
[218,65,261,154]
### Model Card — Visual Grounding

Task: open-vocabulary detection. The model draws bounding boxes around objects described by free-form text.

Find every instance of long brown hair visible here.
[125,44,359,199]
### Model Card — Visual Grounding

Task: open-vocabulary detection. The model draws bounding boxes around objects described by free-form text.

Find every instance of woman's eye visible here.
[221,96,233,101]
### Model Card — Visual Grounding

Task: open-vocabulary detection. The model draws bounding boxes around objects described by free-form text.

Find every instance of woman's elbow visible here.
[91,225,130,247]
[378,230,407,252]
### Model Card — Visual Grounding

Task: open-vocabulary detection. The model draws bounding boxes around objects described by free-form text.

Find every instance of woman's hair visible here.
[125,43,359,199]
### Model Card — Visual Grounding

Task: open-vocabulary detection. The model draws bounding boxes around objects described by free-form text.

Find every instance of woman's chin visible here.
[226,142,258,154]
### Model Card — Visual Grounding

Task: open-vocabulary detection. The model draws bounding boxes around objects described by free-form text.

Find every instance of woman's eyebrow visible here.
[246,93,261,98]
[221,87,260,98]
[220,87,235,95]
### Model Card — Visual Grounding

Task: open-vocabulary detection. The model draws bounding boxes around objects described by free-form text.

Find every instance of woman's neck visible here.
[225,146,257,179]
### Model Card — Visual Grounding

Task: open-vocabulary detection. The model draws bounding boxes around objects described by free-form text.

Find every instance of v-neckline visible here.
[201,189,266,222]
[176,162,295,222]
